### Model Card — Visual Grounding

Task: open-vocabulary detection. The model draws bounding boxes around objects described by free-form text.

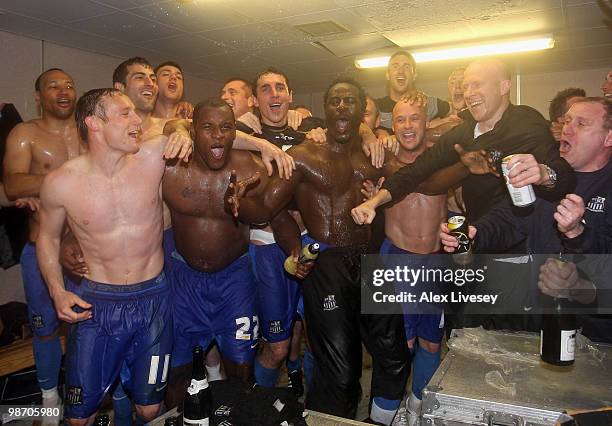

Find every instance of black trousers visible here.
[303,245,410,419]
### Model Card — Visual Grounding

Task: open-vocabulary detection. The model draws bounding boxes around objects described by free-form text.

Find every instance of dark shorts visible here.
[380,238,445,344]
[65,273,173,419]
[169,251,258,367]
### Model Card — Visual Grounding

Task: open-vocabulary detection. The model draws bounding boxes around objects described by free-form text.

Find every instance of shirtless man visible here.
[377,94,447,425]
[230,79,410,424]
[162,98,297,407]
[36,88,192,426]
[153,61,193,120]
[3,68,82,416]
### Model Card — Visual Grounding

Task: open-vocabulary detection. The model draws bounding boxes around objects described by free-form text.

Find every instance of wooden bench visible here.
[0,336,66,377]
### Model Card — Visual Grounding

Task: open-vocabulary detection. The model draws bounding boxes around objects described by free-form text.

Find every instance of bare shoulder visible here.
[40,156,86,200]
[6,120,43,143]
[137,134,169,156]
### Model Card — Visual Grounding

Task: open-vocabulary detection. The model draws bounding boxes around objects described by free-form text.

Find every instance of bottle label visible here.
[560,329,576,361]
[183,418,209,426]
[186,379,209,395]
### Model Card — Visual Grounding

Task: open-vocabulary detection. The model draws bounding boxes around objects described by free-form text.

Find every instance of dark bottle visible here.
[183,346,212,425]
[93,414,110,426]
[540,295,576,366]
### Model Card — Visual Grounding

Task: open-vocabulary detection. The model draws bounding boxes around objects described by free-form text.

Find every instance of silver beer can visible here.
[501,155,536,207]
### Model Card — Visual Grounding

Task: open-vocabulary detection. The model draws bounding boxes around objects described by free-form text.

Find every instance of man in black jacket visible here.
[441,97,612,342]
[352,58,575,225]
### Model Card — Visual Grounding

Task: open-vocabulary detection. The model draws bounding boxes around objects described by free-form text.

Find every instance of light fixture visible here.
[354,34,555,69]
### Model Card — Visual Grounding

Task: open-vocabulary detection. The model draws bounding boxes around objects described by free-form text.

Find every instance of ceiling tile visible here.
[352,0,462,32]
[198,22,306,51]
[272,9,379,39]
[222,0,341,22]
[197,50,270,72]
[69,11,180,42]
[255,42,335,64]
[383,21,475,48]
[464,9,563,42]
[0,0,115,25]
[91,0,167,10]
[128,1,252,33]
[137,33,227,58]
[318,34,395,57]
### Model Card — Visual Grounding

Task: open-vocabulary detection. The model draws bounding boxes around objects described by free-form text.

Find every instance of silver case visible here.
[421,330,612,426]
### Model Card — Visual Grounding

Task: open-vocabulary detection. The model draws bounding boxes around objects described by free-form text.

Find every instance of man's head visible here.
[324,78,366,144]
[34,68,77,120]
[462,59,511,129]
[559,97,612,172]
[253,68,293,127]
[192,98,236,170]
[221,78,255,118]
[392,92,428,153]
[386,51,417,98]
[75,88,142,153]
[549,87,586,123]
[363,96,380,130]
[447,67,466,112]
[155,61,184,104]
[600,70,612,100]
[113,57,158,114]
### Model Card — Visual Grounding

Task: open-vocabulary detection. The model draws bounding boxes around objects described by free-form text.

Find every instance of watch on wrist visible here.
[542,164,557,187]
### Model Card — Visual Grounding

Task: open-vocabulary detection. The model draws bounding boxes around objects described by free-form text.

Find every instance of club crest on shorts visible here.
[66,386,83,405]
[31,315,44,329]
[269,320,283,334]
[323,294,339,311]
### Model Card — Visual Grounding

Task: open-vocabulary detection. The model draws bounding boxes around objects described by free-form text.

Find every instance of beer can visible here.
[447,215,473,265]
[501,155,536,207]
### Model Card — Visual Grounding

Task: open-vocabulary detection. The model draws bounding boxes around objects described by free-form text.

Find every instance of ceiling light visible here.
[354,34,555,69]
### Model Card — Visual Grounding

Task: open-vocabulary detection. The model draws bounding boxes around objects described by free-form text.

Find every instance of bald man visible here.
[353,58,576,224]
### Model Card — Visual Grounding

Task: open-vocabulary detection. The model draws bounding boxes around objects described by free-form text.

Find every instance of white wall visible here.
[297,66,609,120]
[0,30,220,121]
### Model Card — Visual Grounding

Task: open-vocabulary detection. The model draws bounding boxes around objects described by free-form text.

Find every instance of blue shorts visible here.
[170,251,257,367]
[249,242,301,342]
[380,239,444,344]
[64,273,172,419]
[20,242,58,337]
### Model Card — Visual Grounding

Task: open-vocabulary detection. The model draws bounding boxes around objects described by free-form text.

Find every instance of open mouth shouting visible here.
[56,97,73,108]
[558,139,571,155]
[128,128,141,141]
[210,144,225,159]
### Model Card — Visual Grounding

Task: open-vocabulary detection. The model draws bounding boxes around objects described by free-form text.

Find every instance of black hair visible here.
[112,57,153,85]
[324,77,367,114]
[549,87,586,122]
[192,98,235,125]
[35,68,66,91]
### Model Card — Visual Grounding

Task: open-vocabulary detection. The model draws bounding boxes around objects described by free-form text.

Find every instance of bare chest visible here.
[163,168,229,218]
[67,173,161,233]
[30,133,80,173]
